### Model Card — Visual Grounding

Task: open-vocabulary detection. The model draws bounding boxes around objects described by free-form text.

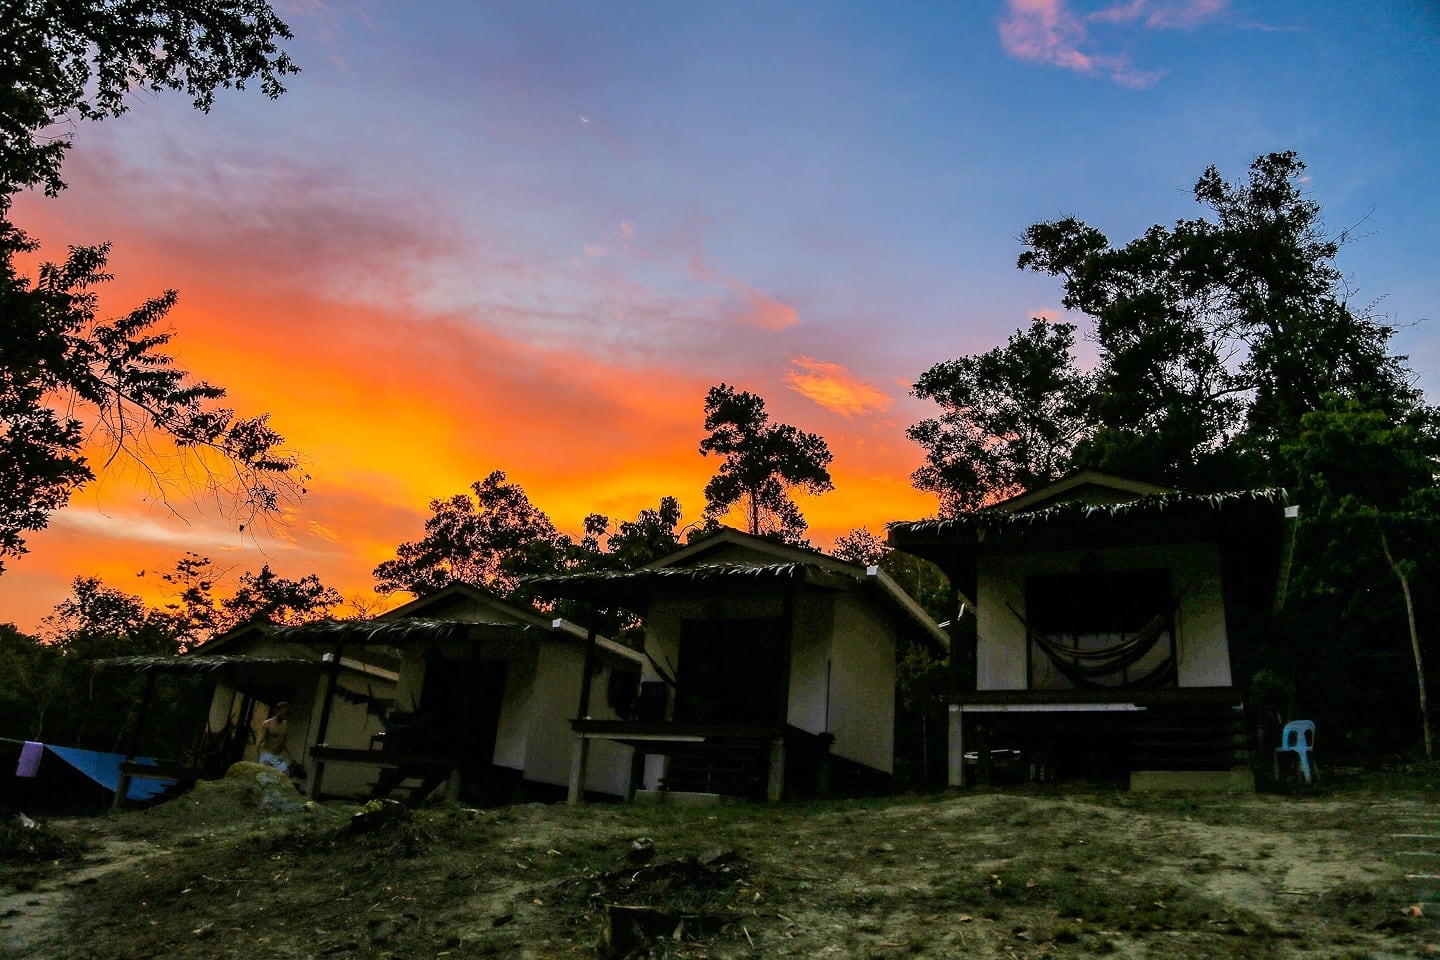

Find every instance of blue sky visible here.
[3,0,1436,629]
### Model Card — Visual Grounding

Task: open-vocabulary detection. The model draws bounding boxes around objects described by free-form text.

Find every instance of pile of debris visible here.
[555,840,758,957]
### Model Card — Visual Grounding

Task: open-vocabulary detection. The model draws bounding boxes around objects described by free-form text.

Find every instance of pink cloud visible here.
[998,0,1227,88]
[734,287,800,331]
[785,357,892,418]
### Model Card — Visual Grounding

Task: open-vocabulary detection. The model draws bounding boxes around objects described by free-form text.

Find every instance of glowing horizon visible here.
[2,2,1435,633]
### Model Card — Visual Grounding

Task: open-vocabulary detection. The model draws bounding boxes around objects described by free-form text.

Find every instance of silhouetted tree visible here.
[1,1,297,198]
[699,384,833,544]
[599,496,685,570]
[832,528,890,567]
[0,1,301,572]
[220,565,344,631]
[909,319,1093,513]
[374,471,571,600]
[1017,151,1416,487]
[35,577,189,750]
[0,622,66,740]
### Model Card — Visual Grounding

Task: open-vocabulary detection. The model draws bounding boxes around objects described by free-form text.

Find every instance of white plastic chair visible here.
[1273,720,1317,784]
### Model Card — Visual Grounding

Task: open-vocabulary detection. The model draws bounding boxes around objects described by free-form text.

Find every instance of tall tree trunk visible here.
[1380,526,1433,760]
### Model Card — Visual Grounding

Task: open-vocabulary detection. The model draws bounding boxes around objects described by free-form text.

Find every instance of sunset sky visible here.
[4,1,1438,632]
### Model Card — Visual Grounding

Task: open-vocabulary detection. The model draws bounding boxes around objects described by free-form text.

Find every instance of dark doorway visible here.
[417,653,507,802]
[674,617,787,724]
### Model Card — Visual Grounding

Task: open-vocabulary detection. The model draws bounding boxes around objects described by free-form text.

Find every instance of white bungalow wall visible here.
[785,593,833,735]
[825,593,897,773]
[526,641,633,796]
[305,675,391,797]
[975,542,1231,691]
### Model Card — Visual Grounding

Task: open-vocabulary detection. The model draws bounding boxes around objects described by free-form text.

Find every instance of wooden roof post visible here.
[577,605,600,719]
[113,671,157,811]
[308,634,344,799]
[569,604,600,806]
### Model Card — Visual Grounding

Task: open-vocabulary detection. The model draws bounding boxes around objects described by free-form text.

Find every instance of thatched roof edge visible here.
[271,617,532,646]
[91,654,319,674]
[528,561,848,594]
[889,488,1289,540]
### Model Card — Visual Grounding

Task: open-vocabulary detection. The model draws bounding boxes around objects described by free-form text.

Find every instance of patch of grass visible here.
[1324,880,1428,933]
[930,864,1284,949]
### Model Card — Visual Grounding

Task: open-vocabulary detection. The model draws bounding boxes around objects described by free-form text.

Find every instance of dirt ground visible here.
[2,765,1437,960]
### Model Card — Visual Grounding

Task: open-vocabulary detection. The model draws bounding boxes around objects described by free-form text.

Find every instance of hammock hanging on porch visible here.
[1006,602,1176,689]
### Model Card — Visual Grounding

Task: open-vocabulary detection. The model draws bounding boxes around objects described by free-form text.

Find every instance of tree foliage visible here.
[221,564,343,630]
[832,527,890,567]
[699,384,833,544]
[0,0,298,199]
[373,471,572,600]
[911,152,1421,512]
[909,320,1093,513]
[1281,398,1440,757]
[373,474,694,607]
[0,579,209,753]
[0,1,302,571]
[1020,150,1415,486]
[0,234,302,570]
[40,576,182,660]
[594,496,685,571]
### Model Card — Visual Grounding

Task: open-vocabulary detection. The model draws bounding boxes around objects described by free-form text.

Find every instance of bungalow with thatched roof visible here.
[888,471,1298,791]
[182,620,400,797]
[293,584,644,805]
[529,528,948,803]
[92,622,401,806]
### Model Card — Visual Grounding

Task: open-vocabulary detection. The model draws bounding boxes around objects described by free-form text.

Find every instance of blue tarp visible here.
[44,745,177,802]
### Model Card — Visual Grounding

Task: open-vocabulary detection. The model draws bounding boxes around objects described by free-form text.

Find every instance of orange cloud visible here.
[785,358,892,418]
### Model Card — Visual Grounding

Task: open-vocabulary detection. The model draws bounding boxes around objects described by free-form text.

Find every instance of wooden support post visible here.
[577,609,600,719]
[954,602,977,693]
[767,736,786,802]
[976,721,993,787]
[569,609,601,806]
[567,733,591,806]
[948,705,966,788]
[309,636,344,799]
[626,746,646,803]
[113,673,157,811]
[946,605,978,791]
[111,770,133,812]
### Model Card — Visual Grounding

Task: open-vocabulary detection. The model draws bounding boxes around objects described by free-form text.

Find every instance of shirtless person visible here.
[256,702,293,775]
